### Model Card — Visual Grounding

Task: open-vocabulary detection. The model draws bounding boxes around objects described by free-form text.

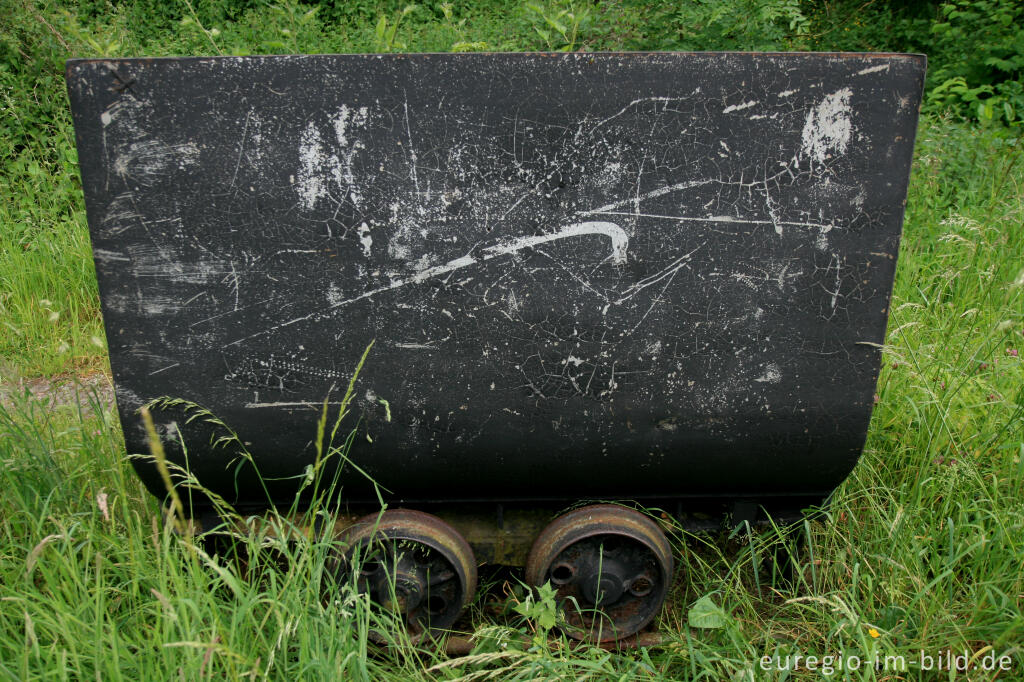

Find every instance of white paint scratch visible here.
[358,222,373,257]
[297,121,326,210]
[229,109,252,187]
[582,179,714,215]
[589,96,682,134]
[484,221,628,265]
[403,94,419,193]
[273,249,321,256]
[831,254,842,310]
[613,243,703,305]
[244,401,347,409]
[148,363,180,376]
[815,230,829,251]
[856,64,889,76]
[593,211,837,231]
[225,222,627,347]
[754,363,782,383]
[113,140,199,184]
[297,106,370,211]
[333,104,367,146]
[93,249,130,263]
[723,100,757,113]
[801,88,853,164]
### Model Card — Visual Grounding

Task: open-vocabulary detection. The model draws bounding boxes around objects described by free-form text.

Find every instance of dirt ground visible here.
[0,372,116,414]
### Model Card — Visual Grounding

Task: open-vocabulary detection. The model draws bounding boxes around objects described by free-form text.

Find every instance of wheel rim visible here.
[525,504,673,643]
[336,509,477,643]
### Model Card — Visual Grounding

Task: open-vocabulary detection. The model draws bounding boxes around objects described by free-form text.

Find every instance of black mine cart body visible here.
[67,52,925,642]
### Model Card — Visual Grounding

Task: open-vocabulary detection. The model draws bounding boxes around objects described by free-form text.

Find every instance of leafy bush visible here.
[927,0,1024,124]
[670,0,809,51]
[797,0,1023,124]
[627,0,1023,125]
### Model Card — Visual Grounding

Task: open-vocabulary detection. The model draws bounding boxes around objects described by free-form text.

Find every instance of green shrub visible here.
[927,0,1024,124]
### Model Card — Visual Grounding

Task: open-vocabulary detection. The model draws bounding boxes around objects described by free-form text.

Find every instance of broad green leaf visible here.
[688,594,727,629]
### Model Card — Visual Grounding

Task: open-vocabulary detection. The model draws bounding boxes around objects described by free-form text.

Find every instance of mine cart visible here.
[67,52,925,642]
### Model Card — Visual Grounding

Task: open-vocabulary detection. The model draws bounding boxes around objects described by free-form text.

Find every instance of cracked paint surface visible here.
[66,53,925,507]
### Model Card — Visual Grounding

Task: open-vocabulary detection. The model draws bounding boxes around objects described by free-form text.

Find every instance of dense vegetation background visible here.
[1,1,1022,680]
[1,0,1022,376]
[1,0,1022,375]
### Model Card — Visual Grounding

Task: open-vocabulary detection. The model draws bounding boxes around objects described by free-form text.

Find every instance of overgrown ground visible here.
[2,1,1023,679]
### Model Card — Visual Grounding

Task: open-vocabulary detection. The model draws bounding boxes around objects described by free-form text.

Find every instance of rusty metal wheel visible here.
[524,504,673,643]
[336,509,477,643]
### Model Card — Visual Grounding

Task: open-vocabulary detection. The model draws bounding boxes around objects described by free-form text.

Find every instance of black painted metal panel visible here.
[66,53,925,508]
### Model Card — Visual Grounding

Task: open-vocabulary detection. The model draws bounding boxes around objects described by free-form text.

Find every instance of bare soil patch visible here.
[0,372,115,414]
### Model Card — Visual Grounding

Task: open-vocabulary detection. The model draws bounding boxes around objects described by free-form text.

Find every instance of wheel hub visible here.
[580,558,628,606]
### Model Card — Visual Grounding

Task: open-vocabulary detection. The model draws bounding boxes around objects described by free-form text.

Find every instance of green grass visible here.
[2,0,1024,679]
[0,74,103,378]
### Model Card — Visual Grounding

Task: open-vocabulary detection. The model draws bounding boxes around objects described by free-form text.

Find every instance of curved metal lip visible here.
[526,504,674,585]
